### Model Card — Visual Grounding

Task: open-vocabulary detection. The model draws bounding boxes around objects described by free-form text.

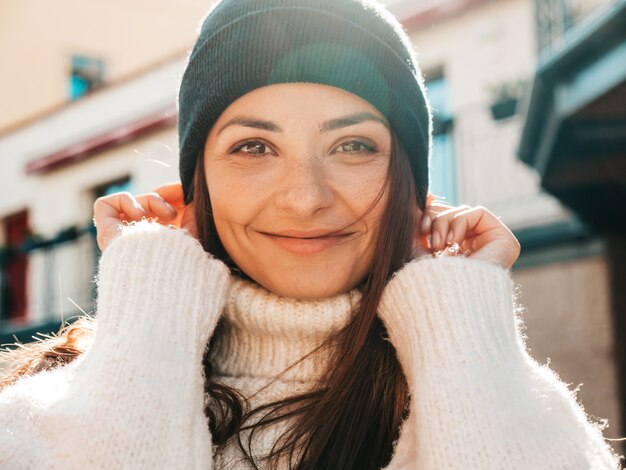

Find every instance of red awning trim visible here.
[23,0,489,176]
[25,106,177,175]
[401,0,489,30]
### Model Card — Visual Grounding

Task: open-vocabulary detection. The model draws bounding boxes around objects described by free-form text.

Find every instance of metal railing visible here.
[535,0,618,54]
[0,224,98,343]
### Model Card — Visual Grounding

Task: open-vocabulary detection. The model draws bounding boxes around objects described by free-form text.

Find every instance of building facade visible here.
[1,0,623,455]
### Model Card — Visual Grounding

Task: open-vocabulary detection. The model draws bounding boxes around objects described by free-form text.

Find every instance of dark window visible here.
[1,211,30,323]
[93,176,133,200]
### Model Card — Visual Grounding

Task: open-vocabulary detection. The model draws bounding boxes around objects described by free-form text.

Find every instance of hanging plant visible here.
[488,79,526,121]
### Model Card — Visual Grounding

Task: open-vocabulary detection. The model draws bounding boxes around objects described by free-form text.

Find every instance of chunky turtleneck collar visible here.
[209,277,362,385]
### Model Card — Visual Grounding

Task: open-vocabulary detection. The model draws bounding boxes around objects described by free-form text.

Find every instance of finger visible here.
[448,208,477,246]
[442,206,504,251]
[448,206,509,242]
[93,192,147,251]
[153,182,185,209]
[134,192,178,221]
[449,206,520,264]
[465,230,519,268]
[429,205,471,251]
[419,197,454,234]
[461,231,491,254]
[94,191,146,222]
[419,204,451,234]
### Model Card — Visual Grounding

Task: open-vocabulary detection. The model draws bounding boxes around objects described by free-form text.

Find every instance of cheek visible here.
[359,192,388,261]
[204,166,269,250]
[331,163,389,229]
[352,178,389,259]
[204,169,245,243]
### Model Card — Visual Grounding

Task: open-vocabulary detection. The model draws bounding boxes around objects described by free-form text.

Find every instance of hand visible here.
[93,182,197,252]
[415,192,521,270]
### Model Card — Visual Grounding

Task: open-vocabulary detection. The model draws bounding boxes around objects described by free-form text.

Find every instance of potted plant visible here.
[488,79,525,121]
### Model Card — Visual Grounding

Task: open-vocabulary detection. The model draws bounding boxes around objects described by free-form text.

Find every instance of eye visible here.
[335,140,378,154]
[230,140,275,157]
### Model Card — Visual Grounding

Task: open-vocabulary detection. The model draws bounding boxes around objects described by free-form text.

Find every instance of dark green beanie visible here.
[178,0,432,209]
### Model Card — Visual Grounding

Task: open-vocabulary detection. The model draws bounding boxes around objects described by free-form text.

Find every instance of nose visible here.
[273,158,335,218]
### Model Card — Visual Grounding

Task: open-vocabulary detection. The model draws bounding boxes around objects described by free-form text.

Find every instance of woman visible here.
[0,0,622,468]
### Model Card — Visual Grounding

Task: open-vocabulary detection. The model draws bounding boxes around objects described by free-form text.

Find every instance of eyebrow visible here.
[319,112,389,132]
[216,112,389,135]
[217,117,282,134]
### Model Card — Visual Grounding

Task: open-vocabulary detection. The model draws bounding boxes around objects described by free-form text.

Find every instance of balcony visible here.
[519,0,626,233]
[0,224,97,347]
[535,0,618,59]
[519,0,626,446]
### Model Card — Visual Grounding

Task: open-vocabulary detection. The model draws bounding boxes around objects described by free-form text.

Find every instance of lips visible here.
[256,228,355,254]
[262,228,353,238]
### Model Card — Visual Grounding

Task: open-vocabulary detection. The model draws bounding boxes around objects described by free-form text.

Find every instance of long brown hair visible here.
[0,132,419,470]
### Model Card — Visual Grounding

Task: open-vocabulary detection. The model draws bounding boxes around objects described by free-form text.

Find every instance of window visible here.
[93,176,133,200]
[1,211,30,323]
[425,74,457,205]
[69,54,105,101]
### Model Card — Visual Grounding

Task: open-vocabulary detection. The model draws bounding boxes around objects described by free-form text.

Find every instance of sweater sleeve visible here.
[0,220,230,470]
[379,255,623,470]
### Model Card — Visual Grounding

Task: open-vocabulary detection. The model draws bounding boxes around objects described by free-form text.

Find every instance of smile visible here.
[256,229,355,254]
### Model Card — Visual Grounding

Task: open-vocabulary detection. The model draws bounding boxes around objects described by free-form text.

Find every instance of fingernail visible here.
[447,230,454,243]
[164,202,177,214]
[133,202,146,213]
[432,231,440,248]
[421,214,431,232]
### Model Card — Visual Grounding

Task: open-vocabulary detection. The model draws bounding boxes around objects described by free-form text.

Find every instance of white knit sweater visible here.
[0,220,622,469]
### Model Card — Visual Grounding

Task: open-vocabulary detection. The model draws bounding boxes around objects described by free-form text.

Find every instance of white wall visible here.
[0,58,181,328]
[0,0,213,131]
[0,58,184,237]
[0,0,585,324]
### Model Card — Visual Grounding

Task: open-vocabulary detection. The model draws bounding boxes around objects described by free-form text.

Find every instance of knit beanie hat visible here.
[178,0,432,210]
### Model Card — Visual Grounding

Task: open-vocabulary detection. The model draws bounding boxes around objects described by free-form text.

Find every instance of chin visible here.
[227,245,371,299]
[248,271,360,300]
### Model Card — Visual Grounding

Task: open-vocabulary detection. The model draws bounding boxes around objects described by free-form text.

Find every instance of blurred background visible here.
[0,0,624,454]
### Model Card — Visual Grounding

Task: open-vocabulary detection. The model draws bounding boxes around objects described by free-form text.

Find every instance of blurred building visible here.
[0,0,624,454]
[519,0,626,452]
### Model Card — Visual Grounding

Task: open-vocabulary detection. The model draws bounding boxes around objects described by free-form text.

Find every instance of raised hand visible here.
[416,193,521,270]
[92,182,196,252]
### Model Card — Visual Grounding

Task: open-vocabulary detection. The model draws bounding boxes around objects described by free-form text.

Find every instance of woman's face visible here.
[203,83,391,299]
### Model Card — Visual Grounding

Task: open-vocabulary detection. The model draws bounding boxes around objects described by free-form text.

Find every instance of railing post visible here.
[535,0,573,54]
